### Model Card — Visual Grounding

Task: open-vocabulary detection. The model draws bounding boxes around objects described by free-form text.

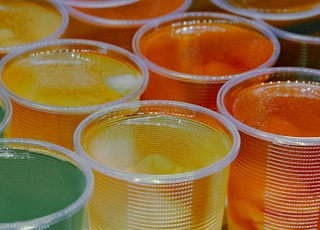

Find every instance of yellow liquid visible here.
[0,0,63,48]
[82,115,232,229]
[2,52,141,106]
[2,51,142,149]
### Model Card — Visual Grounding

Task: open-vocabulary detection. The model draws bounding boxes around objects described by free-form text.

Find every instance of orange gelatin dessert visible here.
[134,14,278,110]
[224,78,320,229]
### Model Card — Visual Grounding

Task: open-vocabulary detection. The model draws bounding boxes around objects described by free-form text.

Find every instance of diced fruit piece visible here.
[127,153,181,174]
[105,74,140,95]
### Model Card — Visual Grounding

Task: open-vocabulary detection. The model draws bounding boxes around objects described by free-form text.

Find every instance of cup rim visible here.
[66,0,193,27]
[0,90,12,134]
[51,0,140,8]
[0,0,69,54]
[74,99,241,184]
[255,18,320,44]
[0,38,149,114]
[0,138,94,229]
[217,66,320,145]
[210,0,320,21]
[132,11,280,83]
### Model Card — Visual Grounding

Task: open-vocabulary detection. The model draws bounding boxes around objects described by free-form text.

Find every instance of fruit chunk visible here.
[127,153,182,174]
[104,74,140,95]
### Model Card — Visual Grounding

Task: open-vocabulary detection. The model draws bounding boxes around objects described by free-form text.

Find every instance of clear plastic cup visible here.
[74,100,240,230]
[63,0,192,51]
[217,67,320,230]
[132,12,280,111]
[0,0,69,58]
[0,90,12,137]
[0,39,149,150]
[0,138,94,230]
[256,15,320,69]
[210,0,320,21]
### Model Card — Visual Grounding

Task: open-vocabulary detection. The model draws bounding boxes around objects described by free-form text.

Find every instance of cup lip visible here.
[255,18,320,44]
[132,11,280,83]
[0,0,69,54]
[51,0,140,8]
[210,0,320,21]
[0,38,149,114]
[0,138,94,229]
[74,100,241,184]
[217,66,320,145]
[66,0,193,28]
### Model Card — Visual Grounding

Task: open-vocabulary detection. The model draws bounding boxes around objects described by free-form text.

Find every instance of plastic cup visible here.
[0,90,12,137]
[132,12,280,111]
[63,0,192,51]
[255,15,320,69]
[74,100,240,230]
[0,39,149,150]
[0,0,69,59]
[210,0,320,21]
[0,138,94,230]
[217,67,320,230]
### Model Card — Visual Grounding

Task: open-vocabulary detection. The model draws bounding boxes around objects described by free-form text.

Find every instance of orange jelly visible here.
[228,81,320,137]
[136,19,276,110]
[224,79,320,229]
[139,22,275,76]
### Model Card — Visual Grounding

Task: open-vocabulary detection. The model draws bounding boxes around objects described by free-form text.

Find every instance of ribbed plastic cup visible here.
[256,15,320,69]
[0,0,69,58]
[132,12,280,111]
[74,100,240,230]
[0,39,149,150]
[0,90,12,137]
[0,138,94,230]
[210,0,320,21]
[217,67,320,230]
[63,0,192,51]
